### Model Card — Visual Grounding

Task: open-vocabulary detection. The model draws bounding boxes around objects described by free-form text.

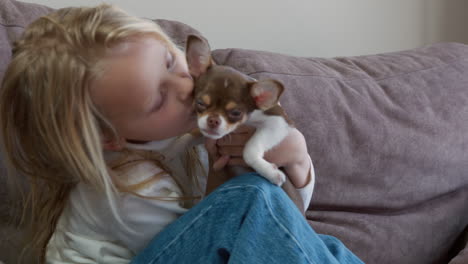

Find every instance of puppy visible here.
[185,35,295,186]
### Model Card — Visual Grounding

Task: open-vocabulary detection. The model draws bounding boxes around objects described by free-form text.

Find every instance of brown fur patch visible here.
[202,95,211,106]
[264,104,294,126]
[225,101,237,111]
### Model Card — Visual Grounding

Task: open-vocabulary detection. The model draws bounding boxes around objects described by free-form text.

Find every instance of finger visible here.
[227,158,249,167]
[217,133,251,146]
[233,125,255,134]
[218,146,244,156]
[204,138,218,156]
[213,155,230,171]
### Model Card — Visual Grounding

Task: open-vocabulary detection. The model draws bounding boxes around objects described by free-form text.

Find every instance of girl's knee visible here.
[220,172,279,193]
[212,172,290,208]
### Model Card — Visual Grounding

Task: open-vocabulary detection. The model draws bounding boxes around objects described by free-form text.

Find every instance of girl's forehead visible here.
[109,36,167,56]
[110,35,171,54]
[91,37,167,117]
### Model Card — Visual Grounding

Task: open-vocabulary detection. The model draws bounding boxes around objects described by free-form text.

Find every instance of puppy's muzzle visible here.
[207,115,221,129]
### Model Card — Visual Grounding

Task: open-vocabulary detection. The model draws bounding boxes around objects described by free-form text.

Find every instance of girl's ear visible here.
[249,79,285,110]
[185,35,214,78]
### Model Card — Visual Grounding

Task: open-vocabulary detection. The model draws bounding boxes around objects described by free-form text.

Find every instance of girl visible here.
[0,4,363,264]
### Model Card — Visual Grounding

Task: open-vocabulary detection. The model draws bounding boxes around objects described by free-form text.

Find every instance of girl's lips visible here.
[182,71,193,81]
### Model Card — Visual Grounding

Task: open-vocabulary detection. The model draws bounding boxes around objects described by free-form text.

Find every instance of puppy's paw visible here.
[272,169,286,186]
[263,164,286,186]
[247,158,286,186]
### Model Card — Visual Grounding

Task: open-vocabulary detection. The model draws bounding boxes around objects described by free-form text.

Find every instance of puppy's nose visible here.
[207,115,220,129]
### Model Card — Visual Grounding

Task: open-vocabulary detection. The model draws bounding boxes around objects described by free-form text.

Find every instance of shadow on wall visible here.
[424,0,468,44]
[443,0,468,43]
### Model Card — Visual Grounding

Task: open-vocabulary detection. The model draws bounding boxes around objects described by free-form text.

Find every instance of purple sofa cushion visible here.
[0,1,54,262]
[212,43,468,264]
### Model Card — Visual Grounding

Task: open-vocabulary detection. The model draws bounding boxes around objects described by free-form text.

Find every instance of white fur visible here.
[244,110,291,186]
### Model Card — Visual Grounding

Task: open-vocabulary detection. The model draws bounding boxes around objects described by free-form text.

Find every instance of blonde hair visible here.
[0,4,202,263]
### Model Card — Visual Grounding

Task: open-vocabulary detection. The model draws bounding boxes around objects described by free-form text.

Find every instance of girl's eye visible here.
[166,50,176,71]
[151,88,167,113]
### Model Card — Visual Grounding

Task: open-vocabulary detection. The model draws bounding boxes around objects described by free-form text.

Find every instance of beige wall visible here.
[22,0,468,57]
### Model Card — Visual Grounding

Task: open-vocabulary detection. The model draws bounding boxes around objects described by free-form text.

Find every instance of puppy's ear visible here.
[186,35,214,78]
[249,79,284,110]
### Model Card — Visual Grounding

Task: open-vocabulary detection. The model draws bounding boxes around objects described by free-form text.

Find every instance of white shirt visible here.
[46,135,315,263]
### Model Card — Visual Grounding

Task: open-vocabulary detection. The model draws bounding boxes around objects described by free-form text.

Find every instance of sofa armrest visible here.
[449,229,468,264]
[450,248,468,264]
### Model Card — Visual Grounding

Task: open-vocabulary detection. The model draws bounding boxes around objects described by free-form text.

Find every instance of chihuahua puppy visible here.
[185,35,295,186]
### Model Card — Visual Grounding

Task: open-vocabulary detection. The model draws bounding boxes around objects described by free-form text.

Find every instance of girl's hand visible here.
[263,128,311,188]
[208,125,255,169]
[204,125,255,181]
[207,125,311,188]
[204,132,247,194]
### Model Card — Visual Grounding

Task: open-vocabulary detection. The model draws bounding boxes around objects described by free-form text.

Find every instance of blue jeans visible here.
[131,173,364,264]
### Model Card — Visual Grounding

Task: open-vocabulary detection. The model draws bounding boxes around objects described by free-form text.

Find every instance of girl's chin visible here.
[187,114,198,127]
[187,120,198,132]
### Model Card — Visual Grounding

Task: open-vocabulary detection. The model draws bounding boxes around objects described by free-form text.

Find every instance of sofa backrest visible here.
[213,43,468,264]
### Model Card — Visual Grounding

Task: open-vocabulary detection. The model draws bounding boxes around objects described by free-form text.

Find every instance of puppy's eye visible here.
[196,99,207,111]
[228,109,242,118]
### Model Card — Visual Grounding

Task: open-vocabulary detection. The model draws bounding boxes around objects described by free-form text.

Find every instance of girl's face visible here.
[91,36,197,145]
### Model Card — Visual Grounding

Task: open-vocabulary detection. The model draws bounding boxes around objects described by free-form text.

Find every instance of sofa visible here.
[1,1,467,263]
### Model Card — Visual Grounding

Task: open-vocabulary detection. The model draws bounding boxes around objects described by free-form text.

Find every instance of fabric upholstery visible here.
[212,43,468,264]
[448,228,468,264]
[0,2,55,263]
